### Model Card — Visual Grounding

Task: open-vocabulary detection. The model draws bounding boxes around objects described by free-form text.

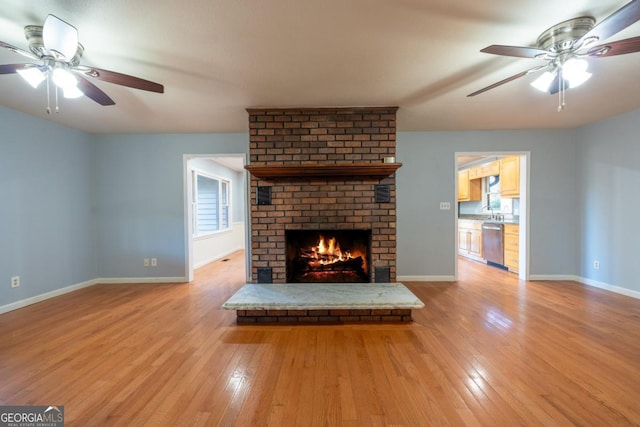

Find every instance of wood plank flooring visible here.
[1,252,640,426]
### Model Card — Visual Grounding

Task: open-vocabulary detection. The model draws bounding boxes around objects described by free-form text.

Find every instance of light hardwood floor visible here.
[1,252,640,426]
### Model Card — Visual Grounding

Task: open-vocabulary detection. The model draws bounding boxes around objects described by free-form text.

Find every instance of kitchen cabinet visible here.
[458,170,481,202]
[458,220,483,259]
[500,156,520,198]
[470,161,500,179]
[504,224,519,273]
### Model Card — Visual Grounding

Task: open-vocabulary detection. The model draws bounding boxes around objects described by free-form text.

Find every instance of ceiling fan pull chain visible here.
[557,67,566,112]
[46,72,51,115]
[55,82,59,114]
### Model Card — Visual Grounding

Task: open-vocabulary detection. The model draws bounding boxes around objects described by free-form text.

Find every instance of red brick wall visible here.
[247,107,398,283]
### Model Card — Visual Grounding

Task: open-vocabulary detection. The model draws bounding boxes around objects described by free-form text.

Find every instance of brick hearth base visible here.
[236,308,413,324]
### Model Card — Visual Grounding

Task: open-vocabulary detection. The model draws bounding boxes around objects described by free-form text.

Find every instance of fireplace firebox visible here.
[286,230,371,283]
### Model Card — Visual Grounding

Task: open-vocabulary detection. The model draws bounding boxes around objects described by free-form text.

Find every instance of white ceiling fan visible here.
[468,0,640,110]
[0,14,163,113]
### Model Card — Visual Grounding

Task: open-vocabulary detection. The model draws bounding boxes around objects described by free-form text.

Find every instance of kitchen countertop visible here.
[458,214,519,225]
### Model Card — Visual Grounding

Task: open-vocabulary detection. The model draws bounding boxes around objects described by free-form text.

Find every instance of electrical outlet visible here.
[151,258,157,267]
[11,276,20,288]
[144,258,150,267]
[593,260,600,270]
[439,202,451,210]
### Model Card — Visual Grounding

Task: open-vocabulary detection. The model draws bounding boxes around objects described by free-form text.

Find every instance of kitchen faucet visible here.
[481,204,494,217]
[481,205,503,221]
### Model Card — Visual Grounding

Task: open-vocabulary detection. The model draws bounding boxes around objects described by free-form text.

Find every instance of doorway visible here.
[183,154,249,282]
[454,152,529,281]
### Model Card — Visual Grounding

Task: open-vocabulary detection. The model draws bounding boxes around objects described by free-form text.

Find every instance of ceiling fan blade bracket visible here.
[480,44,547,58]
[586,36,640,57]
[77,66,164,93]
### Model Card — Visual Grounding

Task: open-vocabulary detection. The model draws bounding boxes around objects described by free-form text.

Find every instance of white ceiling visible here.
[1,0,639,135]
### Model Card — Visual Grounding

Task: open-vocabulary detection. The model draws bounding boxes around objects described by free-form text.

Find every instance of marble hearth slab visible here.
[222,283,425,311]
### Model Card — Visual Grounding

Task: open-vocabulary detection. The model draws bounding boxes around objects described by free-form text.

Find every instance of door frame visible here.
[454,151,530,281]
[183,153,250,282]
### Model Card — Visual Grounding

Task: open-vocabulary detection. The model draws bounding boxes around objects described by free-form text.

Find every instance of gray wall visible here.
[396,129,579,278]
[2,104,639,309]
[93,134,248,279]
[0,106,95,306]
[576,109,640,292]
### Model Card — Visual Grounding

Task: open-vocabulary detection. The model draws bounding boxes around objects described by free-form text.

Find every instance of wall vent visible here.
[257,267,273,283]
[375,266,391,283]
[257,186,272,205]
[374,184,390,203]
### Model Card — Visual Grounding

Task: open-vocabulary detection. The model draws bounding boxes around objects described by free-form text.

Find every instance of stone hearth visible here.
[222,283,424,324]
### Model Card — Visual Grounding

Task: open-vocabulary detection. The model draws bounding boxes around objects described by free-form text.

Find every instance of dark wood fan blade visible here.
[75,75,115,106]
[480,45,548,58]
[0,63,28,74]
[467,65,547,97]
[76,66,164,93]
[0,41,39,60]
[579,0,640,44]
[587,36,640,57]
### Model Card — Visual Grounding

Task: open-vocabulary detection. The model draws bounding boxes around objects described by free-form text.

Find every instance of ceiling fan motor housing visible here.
[536,17,596,54]
[24,25,84,66]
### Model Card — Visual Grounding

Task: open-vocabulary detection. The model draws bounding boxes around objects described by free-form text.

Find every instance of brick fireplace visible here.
[246,106,399,284]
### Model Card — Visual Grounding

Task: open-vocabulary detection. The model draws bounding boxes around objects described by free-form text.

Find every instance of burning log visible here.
[306,256,364,272]
[287,232,369,282]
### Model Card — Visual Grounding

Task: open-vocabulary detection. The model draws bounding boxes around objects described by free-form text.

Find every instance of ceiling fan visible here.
[468,0,640,109]
[0,14,164,113]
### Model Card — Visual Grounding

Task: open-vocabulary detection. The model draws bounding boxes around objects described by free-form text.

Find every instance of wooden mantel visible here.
[245,162,402,179]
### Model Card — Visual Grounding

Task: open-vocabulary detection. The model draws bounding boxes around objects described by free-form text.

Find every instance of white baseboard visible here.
[0,276,189,315]
[529,274,640,300]
[0,278,99,315]
[576,276,640,300]
[397,275,456,282]
[96,277,187,284]
[528,274,579,281]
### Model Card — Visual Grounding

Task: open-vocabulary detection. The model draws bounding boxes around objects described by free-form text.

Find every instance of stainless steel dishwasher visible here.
[482,222,504,266]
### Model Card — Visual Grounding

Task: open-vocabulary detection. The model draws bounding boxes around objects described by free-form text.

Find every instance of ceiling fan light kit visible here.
[0,14,164,114]
[530,58,592,92]
[468,0,640,111]
[16,66,45,88]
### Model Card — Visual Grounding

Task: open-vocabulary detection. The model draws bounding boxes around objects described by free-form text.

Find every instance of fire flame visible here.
[308,235,353,265]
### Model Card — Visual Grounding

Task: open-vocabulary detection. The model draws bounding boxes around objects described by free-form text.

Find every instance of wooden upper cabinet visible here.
[500,156,520,198]
[458,170,481,202]
[470,160,500,179]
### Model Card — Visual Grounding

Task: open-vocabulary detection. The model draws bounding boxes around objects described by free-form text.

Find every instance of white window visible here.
[486,175,514,214]
[192,171,231,236]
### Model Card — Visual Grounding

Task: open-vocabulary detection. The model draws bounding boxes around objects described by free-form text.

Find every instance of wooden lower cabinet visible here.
[504,224,519,273]
[458,220,483,259]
